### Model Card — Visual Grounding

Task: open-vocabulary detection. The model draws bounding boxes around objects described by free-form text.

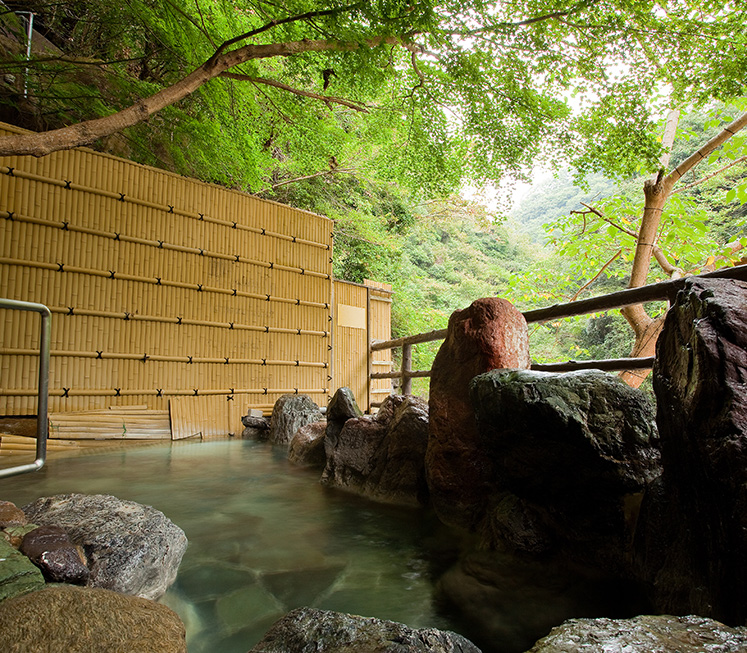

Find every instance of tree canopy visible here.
[1,0,746,197]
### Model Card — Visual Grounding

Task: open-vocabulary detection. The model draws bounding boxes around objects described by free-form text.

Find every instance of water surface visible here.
[0,439,463,652]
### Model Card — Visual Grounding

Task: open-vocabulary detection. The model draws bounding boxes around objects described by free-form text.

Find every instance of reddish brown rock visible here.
[20,525,89,585]
[289,420,327,468]
[0,501,26,528]
[427,297,530,529]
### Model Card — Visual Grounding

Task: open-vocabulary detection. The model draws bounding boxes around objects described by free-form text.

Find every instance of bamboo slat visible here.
[48,409,171,440]
[0,118,367,424]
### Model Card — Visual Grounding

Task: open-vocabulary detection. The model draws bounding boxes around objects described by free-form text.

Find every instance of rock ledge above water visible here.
[249,606,482,653]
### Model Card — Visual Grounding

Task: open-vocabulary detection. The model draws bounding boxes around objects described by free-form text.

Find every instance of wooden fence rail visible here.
[371,264,747,397]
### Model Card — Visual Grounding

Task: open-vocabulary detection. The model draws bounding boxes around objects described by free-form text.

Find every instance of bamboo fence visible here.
[0,121,389,425]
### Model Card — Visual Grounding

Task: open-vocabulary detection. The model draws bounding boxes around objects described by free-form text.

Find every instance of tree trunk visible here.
[619,110,679,388]
[619,109,747,388]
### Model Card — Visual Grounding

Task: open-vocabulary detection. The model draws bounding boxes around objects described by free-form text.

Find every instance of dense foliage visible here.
[2,0,747,194]
[1,1,745,396]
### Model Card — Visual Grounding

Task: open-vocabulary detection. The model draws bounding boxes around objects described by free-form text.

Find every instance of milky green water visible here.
[0,439,464,652]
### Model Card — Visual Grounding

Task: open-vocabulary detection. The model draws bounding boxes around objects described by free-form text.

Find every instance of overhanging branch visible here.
[221,72,369,112]
[0,35,400,157]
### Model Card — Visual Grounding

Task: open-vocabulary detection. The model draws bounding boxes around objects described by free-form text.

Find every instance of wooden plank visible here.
[48,408,171,440]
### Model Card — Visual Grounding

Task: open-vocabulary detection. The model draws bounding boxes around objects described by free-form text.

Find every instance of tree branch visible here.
[0,36,399,157]
[221,72,369,112]
[571,202,639,239]
[672,155,747,194]
[568,249,622,302]
[210,4,363,61]
[665,111,747,192]
[255,167,356,194]
[652,246,684,278]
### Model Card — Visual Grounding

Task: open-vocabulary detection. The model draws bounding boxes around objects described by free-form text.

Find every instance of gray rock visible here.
[288,420,327,468]
[22,494,187,600]
[469,369,660,572]
[526,614,747,652]
[20,524,89,585]
[242,414,271,440]
[637,278,747,623]
[364,395,429,506]
[0,537,45,602]
[242,427,268,440]
[249,606,481,652]
[321,394,429,507]
[324,387,364,460]
[321,416,386,490]
[269,395,324,446]
[327,387,362,423]
[0,584,186,652]
[437,549,648,653]
[242,415,270,429]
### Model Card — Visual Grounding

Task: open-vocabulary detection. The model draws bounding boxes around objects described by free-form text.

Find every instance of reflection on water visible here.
[0,440,462,652]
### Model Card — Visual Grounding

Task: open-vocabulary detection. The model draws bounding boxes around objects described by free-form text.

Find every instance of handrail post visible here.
[0,298,51,478]
[401,343,412,396]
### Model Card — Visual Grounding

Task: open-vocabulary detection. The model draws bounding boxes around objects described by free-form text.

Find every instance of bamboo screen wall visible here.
[0,122,338,416]
[333,279,392,412]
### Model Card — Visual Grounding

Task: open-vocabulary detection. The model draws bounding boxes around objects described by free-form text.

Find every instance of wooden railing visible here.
[370,264,747,397]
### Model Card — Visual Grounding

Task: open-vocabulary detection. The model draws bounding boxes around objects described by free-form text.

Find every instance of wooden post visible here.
[366,285,372,413]
[401,344,412,396]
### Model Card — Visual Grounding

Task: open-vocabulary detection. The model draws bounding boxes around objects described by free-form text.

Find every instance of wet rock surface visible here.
[241,415,270,440]
[268,394,324,446]
[22,493,187,600]
[0,584,187,652]
[438,549,649,653]
[324,387,364,459]
[526,614,747,652]
[321,394,430,506]
[249,606,482,653]
[471,368,660,571]
[427,297,531,530]
[20,524,89,585]
[288,420,327,468]
[637,278,747,623]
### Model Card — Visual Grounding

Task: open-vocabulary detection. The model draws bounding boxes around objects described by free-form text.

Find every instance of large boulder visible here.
[269,394,324,446]
[364,394,430,506]
[321,394,430,507]
[0,537,45,602]
[249,606,481,653]
[636,278,747,623]
[437,549,648,653]
[324,387,363,459]
[22,494,187,600]
[427,297,530,529]
[0,585,186,652]
[527,614,747,653]
[470,369,660,572]
[288,420,327,468]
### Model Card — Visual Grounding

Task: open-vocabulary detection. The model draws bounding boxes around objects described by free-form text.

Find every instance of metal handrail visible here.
[0,298,51,478]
